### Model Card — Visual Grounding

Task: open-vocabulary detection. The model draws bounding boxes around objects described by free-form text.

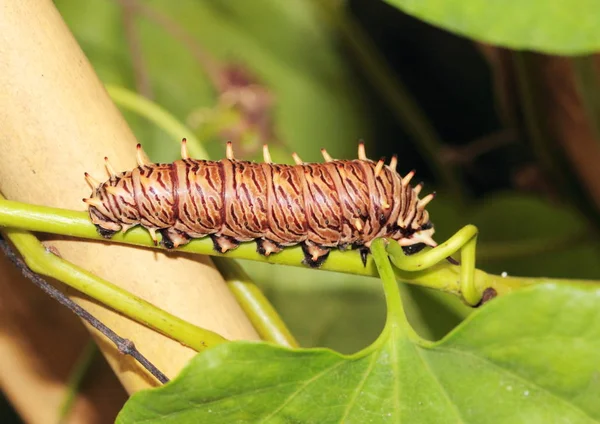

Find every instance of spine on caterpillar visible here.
[83,140,437,267]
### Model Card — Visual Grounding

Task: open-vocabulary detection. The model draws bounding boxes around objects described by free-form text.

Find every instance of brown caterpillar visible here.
[83,140,437,267]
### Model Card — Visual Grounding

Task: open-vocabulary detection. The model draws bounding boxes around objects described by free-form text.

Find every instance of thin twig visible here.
[0,235,169,384]
[114,0,222,87]
[312,0,465,201]
[439,129,518,166]
[118,0,154,99]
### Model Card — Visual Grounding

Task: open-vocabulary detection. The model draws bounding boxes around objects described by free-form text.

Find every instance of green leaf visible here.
[117,283,600,423]
[117,278,600,422]
[383,0,600,55]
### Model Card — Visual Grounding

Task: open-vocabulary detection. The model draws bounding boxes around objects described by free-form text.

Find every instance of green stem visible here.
[459,230,478,305]
[370,239,404,324]
[313,1,464,201]
[214,260,298,348]
[58,340,98,424]
[572,55,600,142]
[512,53,558,184]
[371,238,424,345]
[0,197,377,274]
[387,225,480,305]
[2,198,596,302]
[105,84,205,159]
[3,227,226,351]
[107,84,296,346]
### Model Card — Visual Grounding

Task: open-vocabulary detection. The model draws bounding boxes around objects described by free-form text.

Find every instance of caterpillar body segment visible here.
[83,141,438,267]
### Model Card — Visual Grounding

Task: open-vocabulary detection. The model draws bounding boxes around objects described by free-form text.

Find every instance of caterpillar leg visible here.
[256,239,283,256]
[359,247,370,267]
[386,225,480,306]
[401,243,427,256]
[301,242,330,268]
[159,228,191,249]
[356,244,422,267]
[95,225,118,239]
[210,234,240,254]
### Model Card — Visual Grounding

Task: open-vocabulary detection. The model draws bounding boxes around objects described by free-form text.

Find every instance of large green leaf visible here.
[383,0,600,55]
[117,240,600,423]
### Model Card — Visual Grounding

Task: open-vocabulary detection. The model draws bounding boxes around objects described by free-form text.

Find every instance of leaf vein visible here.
[389,326,401,423]
[441,347,597,422]
[258,360,346,423]
[413,345,466,423]
[338,351,380,422]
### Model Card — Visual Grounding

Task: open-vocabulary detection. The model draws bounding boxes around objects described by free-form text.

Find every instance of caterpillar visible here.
[83,140,438,267]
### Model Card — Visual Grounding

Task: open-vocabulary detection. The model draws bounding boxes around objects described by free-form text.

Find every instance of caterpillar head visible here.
[392,184,437,255]
[397,220,436,256]
[83,168,129,238]
[83,193,123,238]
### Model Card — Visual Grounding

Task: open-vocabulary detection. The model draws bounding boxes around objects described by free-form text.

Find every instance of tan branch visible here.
[0,1,259,412]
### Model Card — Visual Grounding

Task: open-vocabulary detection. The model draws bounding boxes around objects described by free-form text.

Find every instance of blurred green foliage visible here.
[56,0,371,163]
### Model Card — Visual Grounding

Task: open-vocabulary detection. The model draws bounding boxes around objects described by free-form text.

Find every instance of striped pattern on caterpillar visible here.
[83,140,437,267]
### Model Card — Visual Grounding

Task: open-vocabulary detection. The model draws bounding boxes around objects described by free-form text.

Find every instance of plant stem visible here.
[1,198,596,302]
[2,226,226,352]
[387,225,480,305]
[107,84,298,347]
[105,85,205,160]
[113,0,223,86]
[512,53,558,183]
[313,0,464,201]
[0,197,377,273]
[118,0,154,99]
[370,239,404,324]
[0,235,171,389]
[214,260,299,348]
[371,239,425,347]
[572,55,600,142]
